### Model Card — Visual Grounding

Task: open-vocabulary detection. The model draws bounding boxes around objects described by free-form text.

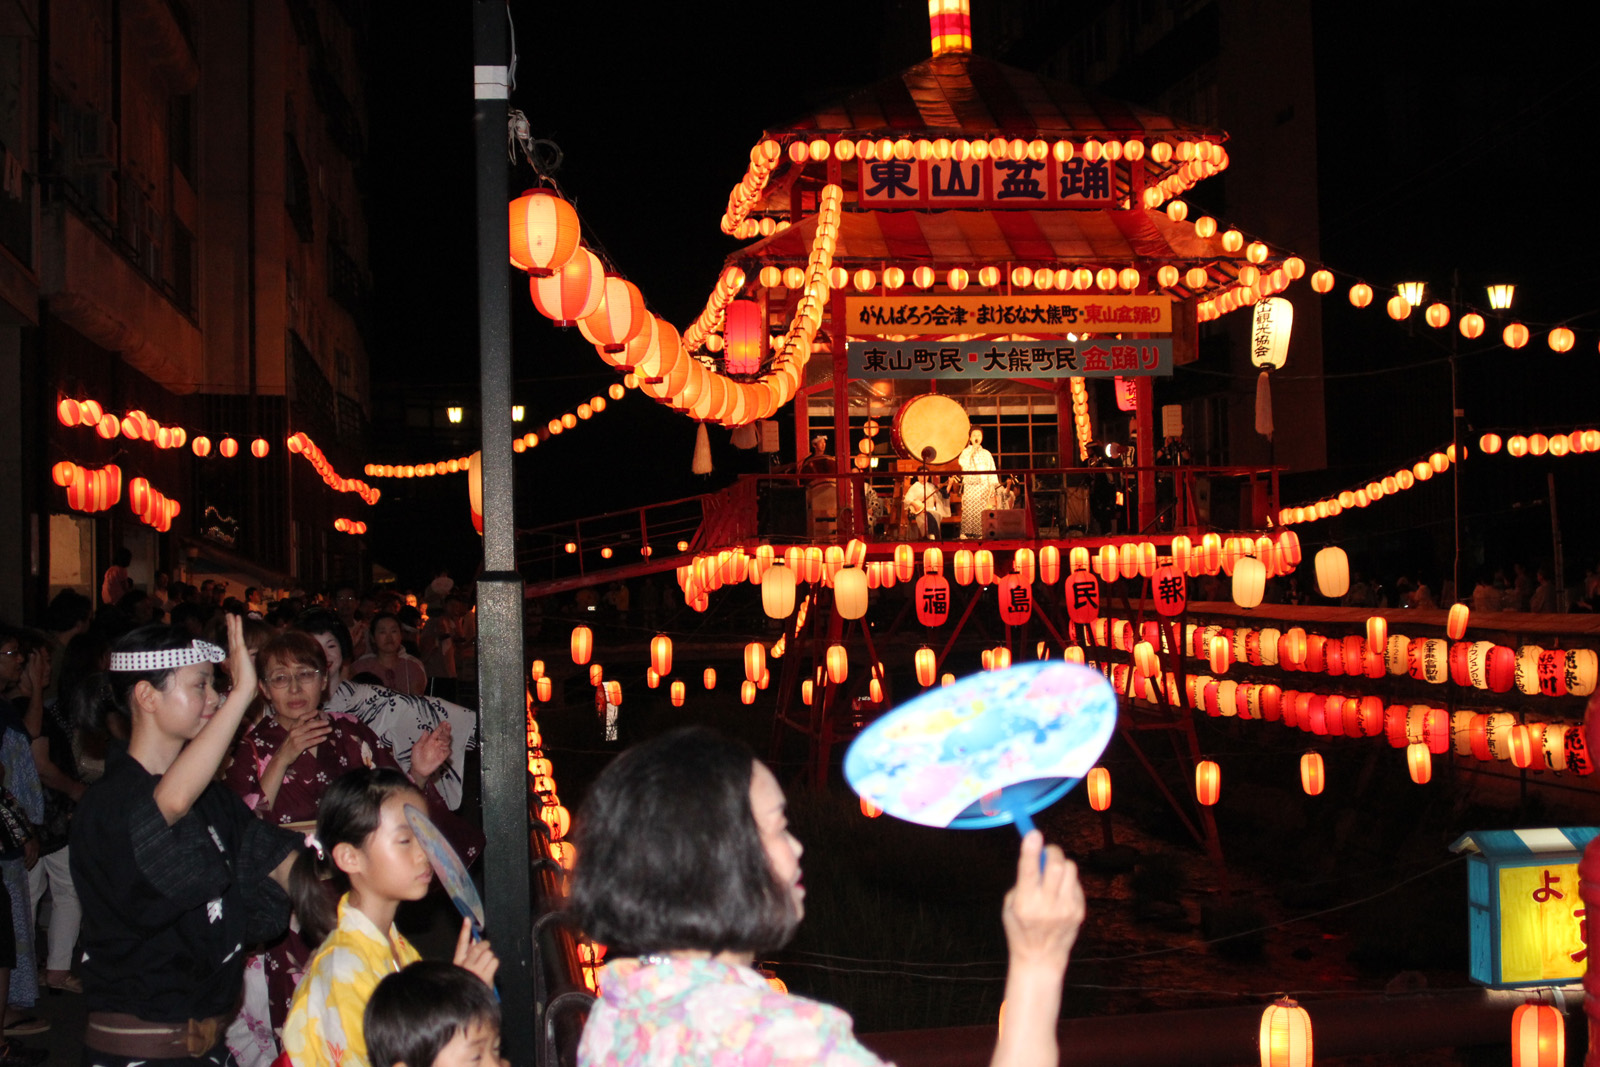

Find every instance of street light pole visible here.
[472,3,534,1063]
[1450,270,1462,606]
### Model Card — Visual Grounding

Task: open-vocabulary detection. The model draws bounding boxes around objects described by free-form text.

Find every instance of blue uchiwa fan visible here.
[844,662,1117,835]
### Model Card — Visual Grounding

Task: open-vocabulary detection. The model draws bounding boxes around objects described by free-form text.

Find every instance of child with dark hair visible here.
[364,961,503,1067]
[281,769,498,1067]
[571,727,1086,1067]
[69,618,301,1066]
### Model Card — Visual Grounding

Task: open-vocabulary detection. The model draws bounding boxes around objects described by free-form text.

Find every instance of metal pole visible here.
[1450,270,1462,606]
[471,5,534,1063]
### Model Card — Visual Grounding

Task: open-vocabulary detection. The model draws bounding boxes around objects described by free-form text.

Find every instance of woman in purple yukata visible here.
[221,631,480,1061]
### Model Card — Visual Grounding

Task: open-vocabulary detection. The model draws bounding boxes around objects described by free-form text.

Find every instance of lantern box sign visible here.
[844,295,1173,337]
[1450,827,1599,988]
[856,156,1120,210]
[846,339,1173,381]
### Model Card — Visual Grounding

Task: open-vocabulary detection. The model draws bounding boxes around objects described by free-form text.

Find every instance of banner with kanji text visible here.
[847,339,1172,380]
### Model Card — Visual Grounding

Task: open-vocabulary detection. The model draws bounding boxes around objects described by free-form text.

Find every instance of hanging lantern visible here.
[1386,295,1411,320]
[997,575,1033,626]
[974,549,995,586]
[762,564,797,619]
[1259,997,1312,1067]
[535,676,553,702]
[953,549,974,586]
[835,567,869,620]
[915,573,952,627]
[1300,752,1325,796]
[1066,571,1101,624]
[1510,1002,1564,1067]
[1133,641,1159,676]
[924,546,945,576]
[589,663,605,686]
[1367,616,1387,649]
[1232,557,1267,609]
[1195,760,1221,806]
[801,679,814,705]
[894,542,915,582]
[1447,602,1470,640]
[1250,297,1293,369]
[915,647,936,687]
[1407,742,1432,784]
[1039,545,1060,584]
[508,188,581,276]
[583,275,649,352]
[571,625,593,665]
[827,644,848,684]
[724,299,764,376]
[219,437,239,458]
[1082,766,1111,811]
[1503,322,1530,349]
[646,667,661,689]
[740,679,757,705]
[1348,283,1373,308]
[860,796,883,818]
[251,438,270,458]
[702,668,717,690]
[1209,635,1232,674]
[1508,724,1534,769]
[531,248,607,325]
[671,680,686,706]
[1115,377,1137,412]
[1314,546,1349,598]
[744,641,767,683]
[650,634,673,676]
[1479,433,1502,454]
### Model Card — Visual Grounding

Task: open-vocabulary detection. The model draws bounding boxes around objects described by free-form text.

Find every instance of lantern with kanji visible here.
[1149,564,1186,616]
[915,573,951,627]
[1066,571,1100,624]
[997,575,1033,626]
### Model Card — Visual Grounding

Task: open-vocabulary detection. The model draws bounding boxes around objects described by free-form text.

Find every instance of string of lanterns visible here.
[1276,443,1459,526]
[1480,429,1600,458]
[363,384,627,479]
[285,432,377,504]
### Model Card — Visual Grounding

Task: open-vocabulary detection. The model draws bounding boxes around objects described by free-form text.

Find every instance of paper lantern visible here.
[827,644,848,685]
[1066,571,1101,624]
[1087,767,1111,811]
[801,680,814,705]
[860,796,883,818]
[1501,321,1531,348]
[953,549,974,586]
[1195,760,1220,806]
[915,574,951,627]
[589,663,605,686]
[1510,1002,1564,1067]
[1479,433,1502,454]
[670,680,686,706]
[835,567,868,619]
[509,188,580,276]
[583,275,649,352]
[570,625,593,665]
[723,299,764,376]
[914,647,937,687]
[923,546,944,575]
[762,564,796,619]
[1250,297,1293,369]
[650,634,673,676]
[1348,283,1372,308]
[1314,546,1349,598]
[1039,545,1060,584]
[1300,752,1325,796]
[1407,743,1432,784]
[219,437,239,458]
[998,575,1033,626]
[739,680,757,705]
[702,668,716,690]
[1232,557,1267,608]
[251,438,270,458]
[535,676,552,701]
[1386,295,1411,321]
[974,549,995,586]
[646,667,660,689]
[1260,997,1312,1067]
[51,461,77,487]
[532,248,606,325]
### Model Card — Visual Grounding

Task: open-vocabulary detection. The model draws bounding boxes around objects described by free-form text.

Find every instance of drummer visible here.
[799,435,832,474]
[904,446,950,540]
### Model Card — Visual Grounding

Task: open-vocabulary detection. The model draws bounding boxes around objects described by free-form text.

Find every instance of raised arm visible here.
[153,614,259,824]
[989,831,1085,1067]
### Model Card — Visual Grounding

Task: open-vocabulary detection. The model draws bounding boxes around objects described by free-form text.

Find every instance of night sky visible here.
[360,0,1600,588]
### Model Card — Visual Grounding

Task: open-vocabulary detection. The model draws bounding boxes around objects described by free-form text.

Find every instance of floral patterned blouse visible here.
[281,895,420,1067]
[579,957,889,1067]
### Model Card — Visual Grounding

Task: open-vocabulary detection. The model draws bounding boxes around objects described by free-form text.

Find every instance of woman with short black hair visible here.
[571,727,1085,1067]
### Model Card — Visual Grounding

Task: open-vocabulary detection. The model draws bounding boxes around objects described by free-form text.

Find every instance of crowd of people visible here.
[0,563,494,1066]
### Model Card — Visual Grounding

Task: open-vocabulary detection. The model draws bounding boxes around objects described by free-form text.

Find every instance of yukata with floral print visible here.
[220,632,480,1057]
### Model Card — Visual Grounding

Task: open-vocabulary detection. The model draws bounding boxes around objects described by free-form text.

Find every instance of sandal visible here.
[0,1017,47,1037]
[45,973,83,994]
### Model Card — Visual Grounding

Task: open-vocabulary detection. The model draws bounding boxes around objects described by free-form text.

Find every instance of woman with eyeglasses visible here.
[219,631,475,1064]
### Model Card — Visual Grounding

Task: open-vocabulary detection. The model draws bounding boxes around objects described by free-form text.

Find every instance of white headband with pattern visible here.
[109,639,227,673]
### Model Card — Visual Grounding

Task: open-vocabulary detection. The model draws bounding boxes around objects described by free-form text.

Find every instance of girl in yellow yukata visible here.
[280,769,498,1067]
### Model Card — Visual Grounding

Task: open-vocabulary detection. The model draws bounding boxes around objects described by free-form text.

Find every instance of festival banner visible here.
[844,295,1173,336]
[846,339,1172,380]
[857,157,1118,209]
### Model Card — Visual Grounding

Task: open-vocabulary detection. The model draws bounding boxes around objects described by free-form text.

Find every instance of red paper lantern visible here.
[582,275,649,352]
[57,398,81,426]
[51,461,77,487]
[1087,767,1111,811]
[915,574,951,627]
[251,438,270,458]
[1195,760,1221,806]
[571,625,593,665]
[1511,1002,1564,1067]
[1066,571,1100,624]
[997,575,1033,626]
[1407,743,1433,784]
[1151,564,1187,616]
[1487,645,1516,693]
[218,437,239,458]
[723,299,764,376]
[1300,752,1325,796]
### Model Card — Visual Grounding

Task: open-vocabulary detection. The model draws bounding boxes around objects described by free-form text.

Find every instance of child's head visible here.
[291,768,430,946]
[105,624,228,744]
[255,630,328,722]
[570,726,802,958]
[365,961,502,1067]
